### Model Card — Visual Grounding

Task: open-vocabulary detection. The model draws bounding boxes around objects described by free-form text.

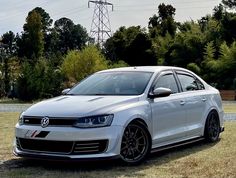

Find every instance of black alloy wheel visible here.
[120,122,151,164]
[204,111,220,142]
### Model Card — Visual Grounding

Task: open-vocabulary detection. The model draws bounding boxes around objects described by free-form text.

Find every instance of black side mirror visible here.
[149,87,172,99]
[61,88,71,95]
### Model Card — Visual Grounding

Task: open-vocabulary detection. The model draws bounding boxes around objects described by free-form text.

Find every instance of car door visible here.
[175,71,207,137]
[150,71,187,147]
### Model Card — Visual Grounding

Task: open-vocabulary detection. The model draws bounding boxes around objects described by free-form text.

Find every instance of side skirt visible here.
[151,137,205,153]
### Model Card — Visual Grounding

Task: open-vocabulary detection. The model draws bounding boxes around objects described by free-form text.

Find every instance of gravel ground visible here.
[0,103,235,120]
[0,104,32,112]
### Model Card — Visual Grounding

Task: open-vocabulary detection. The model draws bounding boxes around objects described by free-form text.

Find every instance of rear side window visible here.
[196,78,205,90]
[177,73,199,92]
[154,73,179,94]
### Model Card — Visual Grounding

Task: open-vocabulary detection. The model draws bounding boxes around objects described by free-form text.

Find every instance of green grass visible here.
[0,112,236,178]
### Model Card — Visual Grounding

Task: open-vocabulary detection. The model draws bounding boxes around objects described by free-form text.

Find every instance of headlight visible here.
[73,114,114,128]
[18,113,24,125]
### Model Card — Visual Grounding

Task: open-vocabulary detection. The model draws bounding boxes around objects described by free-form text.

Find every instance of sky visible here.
[0,0,222,36]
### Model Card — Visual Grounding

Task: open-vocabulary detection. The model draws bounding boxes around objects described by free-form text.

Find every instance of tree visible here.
[201,41,236,89]
[213,4,225,21]
[104,26,156,66]
[62,46,108,83]
[28,7,53,55]
[51,17,88,54]
[1,31,16,94]
[148,3,177,37]
[17,10,44,59]
[17,59,63,101]
[220,12,236,44]
[28,7,52,34]
[1,31,16,54]
[165,22,205,67]
[222,0,236,9]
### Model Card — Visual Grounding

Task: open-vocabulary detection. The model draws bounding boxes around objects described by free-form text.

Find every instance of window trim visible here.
[175,70,205,92]
[149,70,181,95]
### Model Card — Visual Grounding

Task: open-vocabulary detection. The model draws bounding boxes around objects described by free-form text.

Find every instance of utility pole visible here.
[88,0,113,48]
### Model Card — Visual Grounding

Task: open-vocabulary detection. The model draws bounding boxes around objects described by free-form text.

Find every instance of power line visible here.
[51,5,88,17]
[116,6,215,12]
[0,0,49,22]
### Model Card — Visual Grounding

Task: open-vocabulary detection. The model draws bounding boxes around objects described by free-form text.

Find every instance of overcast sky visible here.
[0,0,222,35]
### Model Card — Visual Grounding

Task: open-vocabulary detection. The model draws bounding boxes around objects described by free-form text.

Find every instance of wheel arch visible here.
[204,108,221,142]
[204,108,220,126]
[125,118,152,144]
[120,117,152,164]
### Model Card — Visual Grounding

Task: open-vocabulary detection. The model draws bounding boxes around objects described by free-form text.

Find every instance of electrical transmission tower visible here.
[88,0,113,47]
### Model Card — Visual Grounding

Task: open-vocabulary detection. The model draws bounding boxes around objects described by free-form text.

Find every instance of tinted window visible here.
[196,78,205,90]
[177,74,198,92]
[67,72,153,95]
[154,73,179,93]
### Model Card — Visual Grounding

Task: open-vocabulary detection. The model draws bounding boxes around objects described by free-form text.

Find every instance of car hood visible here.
[23,95,140,117]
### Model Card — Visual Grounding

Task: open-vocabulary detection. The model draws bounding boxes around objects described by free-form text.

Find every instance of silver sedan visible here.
[13,66,224,164]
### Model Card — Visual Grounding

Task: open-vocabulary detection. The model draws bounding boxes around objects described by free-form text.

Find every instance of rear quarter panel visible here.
[201,86,224,135]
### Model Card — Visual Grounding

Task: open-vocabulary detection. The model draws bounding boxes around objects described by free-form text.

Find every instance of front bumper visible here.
[14,124,124,160]
[13,147,120,161]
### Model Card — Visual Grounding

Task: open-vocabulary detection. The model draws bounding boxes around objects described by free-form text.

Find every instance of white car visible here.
[13,66,224,164]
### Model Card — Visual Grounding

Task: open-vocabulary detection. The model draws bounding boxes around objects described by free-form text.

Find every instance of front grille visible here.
[17,138,108,155]
[23,116,77,127]
[18,138,74,154]
[73,140,108,154]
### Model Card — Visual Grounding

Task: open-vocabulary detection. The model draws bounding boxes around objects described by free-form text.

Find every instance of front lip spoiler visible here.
[13,148,120,162]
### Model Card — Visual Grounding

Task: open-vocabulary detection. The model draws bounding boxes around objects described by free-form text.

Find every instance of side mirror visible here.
[149,87,172,99]
[61,88,71,95]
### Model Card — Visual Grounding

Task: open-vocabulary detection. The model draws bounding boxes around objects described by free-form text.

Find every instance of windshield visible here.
[67,71,153,95]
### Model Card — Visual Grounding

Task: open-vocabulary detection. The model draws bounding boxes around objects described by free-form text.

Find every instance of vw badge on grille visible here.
[41,117,49,128]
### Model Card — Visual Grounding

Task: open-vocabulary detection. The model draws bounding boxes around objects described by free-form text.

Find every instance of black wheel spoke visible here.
[134,128,139,138]
[206,112,220,142]
[120,123,149,163]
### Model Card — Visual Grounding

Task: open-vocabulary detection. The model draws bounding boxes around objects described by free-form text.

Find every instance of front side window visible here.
[153,73,179,94]
[67,72,153,95]
[177,73,199,92]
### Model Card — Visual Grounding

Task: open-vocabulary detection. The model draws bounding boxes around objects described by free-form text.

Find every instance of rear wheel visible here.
[120,122,151,165]
[204,111,220,142]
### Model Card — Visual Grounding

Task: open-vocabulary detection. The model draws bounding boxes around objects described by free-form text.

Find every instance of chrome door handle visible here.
[180,100,185,105]
[202,98,207,102]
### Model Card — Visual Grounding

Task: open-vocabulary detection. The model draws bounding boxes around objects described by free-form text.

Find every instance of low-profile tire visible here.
[120,122,151,165]
[204,111,220,142]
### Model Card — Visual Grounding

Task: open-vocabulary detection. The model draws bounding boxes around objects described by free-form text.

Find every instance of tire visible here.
[204,111,220,142]
[120,122,151,165]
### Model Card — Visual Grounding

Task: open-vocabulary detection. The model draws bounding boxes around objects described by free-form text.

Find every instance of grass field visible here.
[0,113,236,178]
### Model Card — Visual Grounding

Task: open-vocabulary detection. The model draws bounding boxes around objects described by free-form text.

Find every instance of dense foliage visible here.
[0,0,236,100]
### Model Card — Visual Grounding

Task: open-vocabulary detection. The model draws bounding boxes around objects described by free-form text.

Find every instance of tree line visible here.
[0,0,236,101]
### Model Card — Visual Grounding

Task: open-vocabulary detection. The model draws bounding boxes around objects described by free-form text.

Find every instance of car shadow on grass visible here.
[0,139,219,177]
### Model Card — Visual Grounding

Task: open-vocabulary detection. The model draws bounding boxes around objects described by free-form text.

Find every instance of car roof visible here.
[98,66,188,73]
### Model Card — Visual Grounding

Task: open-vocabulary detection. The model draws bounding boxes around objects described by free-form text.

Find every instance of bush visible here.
[17,59,63,101]
[61,45,108,84]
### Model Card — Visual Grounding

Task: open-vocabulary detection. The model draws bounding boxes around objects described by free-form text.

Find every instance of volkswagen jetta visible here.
[13,66,224,164]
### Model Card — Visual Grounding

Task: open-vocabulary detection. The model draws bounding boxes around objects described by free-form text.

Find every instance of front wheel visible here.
[120,122,151,165]
[204,111,220,142]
